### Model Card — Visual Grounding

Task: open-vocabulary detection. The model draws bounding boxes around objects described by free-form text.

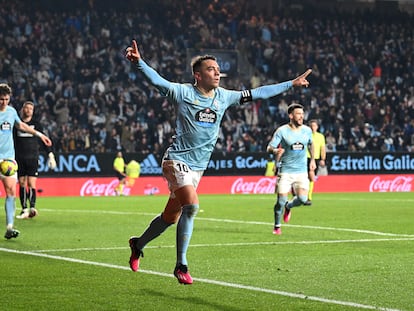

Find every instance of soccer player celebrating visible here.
[267,104,315,235]
[125,40,311,284]
[0,84,52,239]
[14,101,56,219]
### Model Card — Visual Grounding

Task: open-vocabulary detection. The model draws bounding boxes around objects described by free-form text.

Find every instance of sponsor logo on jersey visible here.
[195,108,217,127]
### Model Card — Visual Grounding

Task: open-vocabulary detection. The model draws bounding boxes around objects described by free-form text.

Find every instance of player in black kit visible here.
[14,101,56,219]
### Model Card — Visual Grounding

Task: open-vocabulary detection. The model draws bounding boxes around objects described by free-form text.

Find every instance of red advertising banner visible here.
[3,174,412,197]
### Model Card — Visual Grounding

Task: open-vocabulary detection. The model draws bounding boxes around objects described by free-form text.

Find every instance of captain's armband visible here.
[240,90,252,104]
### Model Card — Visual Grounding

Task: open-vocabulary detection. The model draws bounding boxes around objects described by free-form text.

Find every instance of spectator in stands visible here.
[1,1,414,154]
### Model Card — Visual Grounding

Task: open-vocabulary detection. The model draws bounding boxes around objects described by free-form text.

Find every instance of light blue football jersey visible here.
[268,124,312,174]
[165,84,242,170]
[0,106,21,159]
[137,59,293,170]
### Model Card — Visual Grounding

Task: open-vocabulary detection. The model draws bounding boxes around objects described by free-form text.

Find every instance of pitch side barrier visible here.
[1,174,411,197]
[37,151,414,177]
[6,152,410,196]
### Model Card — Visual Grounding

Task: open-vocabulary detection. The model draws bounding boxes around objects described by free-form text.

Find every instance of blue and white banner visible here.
[37,152,414,177]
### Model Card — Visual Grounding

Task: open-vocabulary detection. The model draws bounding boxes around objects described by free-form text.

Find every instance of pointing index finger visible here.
[302,69,312,78]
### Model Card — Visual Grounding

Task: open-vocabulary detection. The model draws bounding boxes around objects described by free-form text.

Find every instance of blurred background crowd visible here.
[1,0,414,155]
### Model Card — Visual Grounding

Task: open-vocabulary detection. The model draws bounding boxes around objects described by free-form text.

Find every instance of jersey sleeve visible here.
[137,59,172,96]
[251,81,292,100]
[268,128,282,149]
[307,127,313,145]
[12,107,22,125]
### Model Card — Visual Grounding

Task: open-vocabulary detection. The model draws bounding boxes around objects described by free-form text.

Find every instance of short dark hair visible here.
[191,55,217,75]
[0,83,12,96]
[287,103,304,114]
[23,101,35,107]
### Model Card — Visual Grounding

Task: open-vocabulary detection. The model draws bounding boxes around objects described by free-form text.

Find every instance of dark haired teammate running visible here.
[267,104,315,235]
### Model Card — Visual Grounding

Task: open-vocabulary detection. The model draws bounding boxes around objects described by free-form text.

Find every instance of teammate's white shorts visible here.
[162,159,204,194]
[277,172,309,193]
[0,172,17,180]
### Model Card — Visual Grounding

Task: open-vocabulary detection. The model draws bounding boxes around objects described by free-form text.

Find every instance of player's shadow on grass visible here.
[143,288,244,311]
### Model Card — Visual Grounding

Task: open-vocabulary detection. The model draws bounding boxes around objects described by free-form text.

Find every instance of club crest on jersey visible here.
[212,100,219,110]
[291,142,304,151]
[1,121,12,131]
[195,108,217,127]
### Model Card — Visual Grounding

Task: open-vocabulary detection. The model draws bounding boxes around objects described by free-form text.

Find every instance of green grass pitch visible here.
[1,193,413,311]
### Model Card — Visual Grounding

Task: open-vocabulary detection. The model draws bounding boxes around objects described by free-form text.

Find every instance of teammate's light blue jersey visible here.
[0,106,21,159]
[137,60,293,170]
[268,124,312,174]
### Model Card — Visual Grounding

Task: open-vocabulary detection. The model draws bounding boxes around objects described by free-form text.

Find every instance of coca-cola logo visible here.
[144,184,160,195]
[80,179,131,196]
[231,177,276,194]
[369,176,413,192]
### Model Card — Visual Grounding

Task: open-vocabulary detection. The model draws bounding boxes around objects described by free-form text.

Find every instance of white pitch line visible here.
[30,237,414,253]
[0,247,403,311]
[199,217,414,237]
[39,209,414,238]
[244,196,414,203]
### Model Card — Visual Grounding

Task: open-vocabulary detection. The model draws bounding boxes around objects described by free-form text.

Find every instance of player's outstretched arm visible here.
[17,121,52,146]
[292,69,312,87]
[125,39,172,94]
[125,40,141,64]
[249,69,312,102]
[39,135,52,147]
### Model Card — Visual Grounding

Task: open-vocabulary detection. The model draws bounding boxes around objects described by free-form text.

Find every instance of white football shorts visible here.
[277,172,309,193]
[162,159,204,194]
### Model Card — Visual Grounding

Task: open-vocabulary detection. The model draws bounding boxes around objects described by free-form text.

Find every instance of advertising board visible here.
[7,174,411,197]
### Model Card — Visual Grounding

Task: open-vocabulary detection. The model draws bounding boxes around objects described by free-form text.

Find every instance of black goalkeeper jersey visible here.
[14,118,49,160]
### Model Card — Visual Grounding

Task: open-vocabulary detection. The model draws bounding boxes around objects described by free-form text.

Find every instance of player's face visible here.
[0,94,10,111]
[22,104,34,118]
[310,122,318,132]
[290,108,304,127]
[195,59,221,90]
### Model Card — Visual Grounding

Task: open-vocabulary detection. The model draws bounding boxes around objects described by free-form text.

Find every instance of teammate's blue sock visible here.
[137,214,171,249]
[274,196,287,227]
[287,195,308,208]
[5,196,16,227]
[176,204,199,266]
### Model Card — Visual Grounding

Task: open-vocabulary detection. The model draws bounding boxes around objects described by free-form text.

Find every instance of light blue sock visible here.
[287,195,308,209]
[5,196,16,227]
[138,214,172,249]
[176,204,199,266]
[274,196,287,227]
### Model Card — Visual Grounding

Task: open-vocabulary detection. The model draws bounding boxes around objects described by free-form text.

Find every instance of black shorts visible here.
[307,158,320,174]
[16,158,39,178]
[115,171,125,180]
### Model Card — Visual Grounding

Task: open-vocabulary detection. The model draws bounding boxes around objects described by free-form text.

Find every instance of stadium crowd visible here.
[1,0,414,156]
